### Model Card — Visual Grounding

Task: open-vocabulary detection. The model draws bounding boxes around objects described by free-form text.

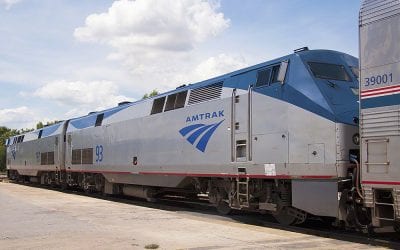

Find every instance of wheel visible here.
[216,201,232,215]
[60,182,68,191]
[83,183,91,194]
[273,207,297,225]
[273,207,307,226]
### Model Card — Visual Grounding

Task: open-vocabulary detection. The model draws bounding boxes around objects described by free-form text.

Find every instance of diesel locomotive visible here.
[6,48,363,227]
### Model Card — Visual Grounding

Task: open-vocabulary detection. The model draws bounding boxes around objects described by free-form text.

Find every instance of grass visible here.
[144,244,159,249]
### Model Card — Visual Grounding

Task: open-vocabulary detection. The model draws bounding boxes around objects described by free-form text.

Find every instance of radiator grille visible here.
[41,151,55,165]
[361,108,400,137]
[188,82,223,105]
[360,0,400,26]
[82,148,93,164]
[72,148,93,165]
[72,149,82,165]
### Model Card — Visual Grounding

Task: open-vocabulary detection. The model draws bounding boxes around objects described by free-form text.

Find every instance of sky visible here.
[0,0,361,129]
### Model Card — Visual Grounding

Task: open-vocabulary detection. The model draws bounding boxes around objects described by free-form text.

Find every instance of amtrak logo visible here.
[179,120,224,152]
[11,148,16,160]
[186,110,224,122]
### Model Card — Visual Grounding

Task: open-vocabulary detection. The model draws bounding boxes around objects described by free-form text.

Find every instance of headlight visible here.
[352,133,360,145]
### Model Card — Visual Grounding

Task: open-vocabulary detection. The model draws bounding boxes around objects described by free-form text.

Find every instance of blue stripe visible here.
[361,93,400,109]
[187,124,214,144]
[103,105,129,119]
[70,115,97,129]
[179,124,205,136]
[196,120,224,152]
[69,105,130,131]
[41,123,62,137]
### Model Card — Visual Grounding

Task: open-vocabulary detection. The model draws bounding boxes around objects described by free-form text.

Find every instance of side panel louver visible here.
[188,82,223,105]
[361,107,400,137]
[360,0,400,26]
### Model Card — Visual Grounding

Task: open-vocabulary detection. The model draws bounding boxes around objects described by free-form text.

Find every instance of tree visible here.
[20,128,34,133]
[142,89,159,99]
[36,120,60,129]
[0,126,19,172]
[36,121,44,129]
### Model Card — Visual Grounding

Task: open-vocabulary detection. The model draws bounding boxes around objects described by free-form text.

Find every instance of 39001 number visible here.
[364,73,392,87]
[95,145,103,162]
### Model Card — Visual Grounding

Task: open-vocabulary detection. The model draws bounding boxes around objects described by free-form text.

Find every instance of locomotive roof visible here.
[71,49,355,119]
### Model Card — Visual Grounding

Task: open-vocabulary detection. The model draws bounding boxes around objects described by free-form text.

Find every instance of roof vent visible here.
[294,47,309,53]
[88,112,96,115]
[118,101,132,106]
[188,82,223,105]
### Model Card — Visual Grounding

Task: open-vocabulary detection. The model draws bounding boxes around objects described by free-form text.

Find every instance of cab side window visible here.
[256,64,281,87]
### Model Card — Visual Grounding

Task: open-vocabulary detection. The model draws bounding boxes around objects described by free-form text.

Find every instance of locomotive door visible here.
[231,87,252,162]
[57,120,69,185]
[250,87,289,164]
[59,120,69,172]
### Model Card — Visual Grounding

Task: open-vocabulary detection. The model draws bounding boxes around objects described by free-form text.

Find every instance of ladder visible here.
[55,167,60,183]
[67,171,72,184]
[237,167,250,208]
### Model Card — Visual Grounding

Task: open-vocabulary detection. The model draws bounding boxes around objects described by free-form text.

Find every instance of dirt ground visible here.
[0,182,383,249]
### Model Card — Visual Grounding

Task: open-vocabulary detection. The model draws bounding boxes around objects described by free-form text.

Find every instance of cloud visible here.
[74,0,231,92]
[170,53,248,85]
[0,106,38,129]
[192,53,248,81]
[32,80,133,116]
[74,0,229,53]
[1,0,21,10]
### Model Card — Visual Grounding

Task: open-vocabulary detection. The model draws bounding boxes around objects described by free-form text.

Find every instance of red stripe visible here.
[361,84,400,94]
[139,171,237,178]
[362,87,399,95]
[138,171,336,179]
[12,168,337,180]
[12,168,54,172]
[362,180,400,186]
[66,169,132,174]
[361,87,400,97]
[301,175,337,179]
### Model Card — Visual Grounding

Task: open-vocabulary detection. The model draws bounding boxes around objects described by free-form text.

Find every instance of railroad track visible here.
[153,195,400,249]
[8,179,400,249]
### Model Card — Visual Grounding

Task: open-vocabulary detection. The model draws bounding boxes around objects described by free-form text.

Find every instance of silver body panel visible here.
[65,92,349,182]
[360,0,400,225]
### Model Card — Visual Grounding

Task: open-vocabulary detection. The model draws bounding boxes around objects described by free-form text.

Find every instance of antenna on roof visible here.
[176,84,186,89]
[294,47,309,53]
[118,101,132,106]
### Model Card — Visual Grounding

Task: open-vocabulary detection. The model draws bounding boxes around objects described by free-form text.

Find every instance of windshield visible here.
[308,62,351,81]
[350,66,359,79]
